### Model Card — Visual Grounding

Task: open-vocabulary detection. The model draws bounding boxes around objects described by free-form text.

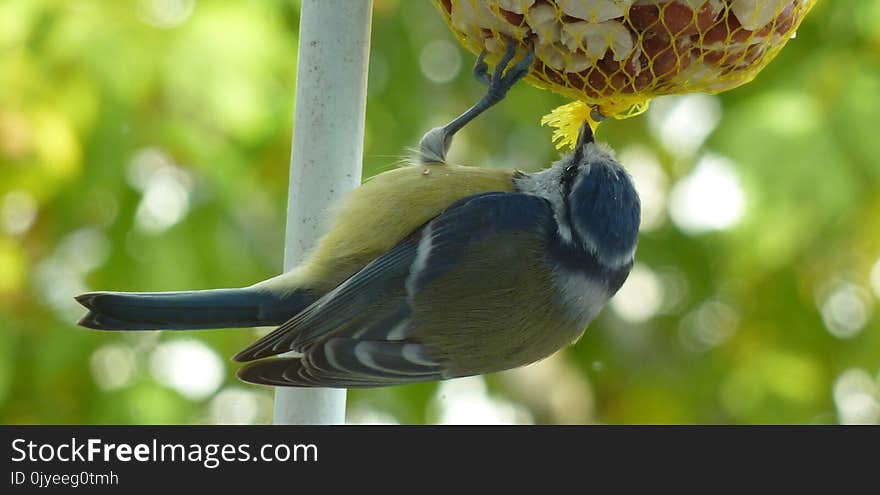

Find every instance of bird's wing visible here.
[235,192,555,388]
[232,238,418,362]
[237,339,445,388]
[294,164,515,290]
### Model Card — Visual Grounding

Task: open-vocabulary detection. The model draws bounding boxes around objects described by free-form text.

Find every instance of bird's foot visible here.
[417,37,535,165]
[476,36,535,102]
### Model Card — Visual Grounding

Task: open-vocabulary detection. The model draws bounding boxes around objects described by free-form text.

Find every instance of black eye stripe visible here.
[561,165,578,198]
[561,164,580,240]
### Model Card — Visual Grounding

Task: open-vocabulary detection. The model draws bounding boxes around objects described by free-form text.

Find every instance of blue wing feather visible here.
[235,192,557,388]
[410,192,554,293]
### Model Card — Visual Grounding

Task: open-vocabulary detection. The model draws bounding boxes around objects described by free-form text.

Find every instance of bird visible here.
[76,39,641,388]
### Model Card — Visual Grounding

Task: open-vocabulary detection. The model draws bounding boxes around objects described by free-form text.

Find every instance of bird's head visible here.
[554,122,641,268]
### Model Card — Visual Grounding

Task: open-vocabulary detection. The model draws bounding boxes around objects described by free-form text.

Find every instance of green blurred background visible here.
[1,0,878,424]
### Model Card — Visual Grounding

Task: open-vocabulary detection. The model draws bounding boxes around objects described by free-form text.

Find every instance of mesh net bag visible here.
[433,0,816,148]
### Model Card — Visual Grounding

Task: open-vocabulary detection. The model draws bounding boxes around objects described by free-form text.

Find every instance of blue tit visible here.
[77,39,641,388]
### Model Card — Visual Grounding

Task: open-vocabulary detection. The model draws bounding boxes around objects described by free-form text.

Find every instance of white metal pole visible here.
[274,0,373,425]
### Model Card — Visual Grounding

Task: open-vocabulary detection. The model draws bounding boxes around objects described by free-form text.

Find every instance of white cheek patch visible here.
[598,246,638,269]
[565,158,638,270]
[515,149,638,267]
[570,213,636,269]
[515,163,574,244]
[555,212,574,244]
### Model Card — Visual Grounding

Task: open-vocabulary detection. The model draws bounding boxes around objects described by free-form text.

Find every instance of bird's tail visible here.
[76,288,316,331]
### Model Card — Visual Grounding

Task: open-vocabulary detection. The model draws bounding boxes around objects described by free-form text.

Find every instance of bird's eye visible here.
[561,163,579,195]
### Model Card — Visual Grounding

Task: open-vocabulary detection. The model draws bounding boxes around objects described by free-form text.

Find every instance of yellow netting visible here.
[433,0,816,148]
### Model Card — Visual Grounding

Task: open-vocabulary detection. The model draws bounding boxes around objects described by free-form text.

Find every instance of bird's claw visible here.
[499,39,535,88]
[473,50,491,86]
[474,37,536,101]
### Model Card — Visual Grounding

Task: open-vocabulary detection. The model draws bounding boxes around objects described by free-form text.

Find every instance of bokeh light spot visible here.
[431,376,532,424]
[648,94,722,158]
[611,262,663,323]
[678,299,739,353]
[209,387,271,424]
[139,0,195,29]
[150,339,224,401]
[820,282,872,339]
[619,146,667,232]
[669,154,745,234]
[419,39,462,84]
[128,148,194,234]
[869,257,880,299]
[1,190,38,236]
[90,343,137,391]
[833,369,880,425]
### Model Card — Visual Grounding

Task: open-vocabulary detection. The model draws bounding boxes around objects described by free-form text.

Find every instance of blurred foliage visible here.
[1,0,878,425]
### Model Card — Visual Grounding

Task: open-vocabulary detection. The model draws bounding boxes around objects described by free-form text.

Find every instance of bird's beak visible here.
[575,121,594,148]
[571,121,594,163]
